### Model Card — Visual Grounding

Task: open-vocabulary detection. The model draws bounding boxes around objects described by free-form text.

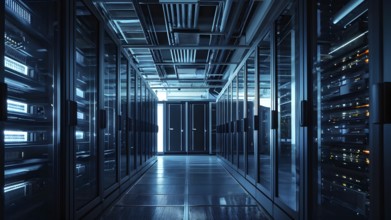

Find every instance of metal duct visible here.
[162,2,198,64]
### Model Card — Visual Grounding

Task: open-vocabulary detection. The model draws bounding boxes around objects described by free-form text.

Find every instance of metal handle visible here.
[118,115,122,131]
[373,83,391,124]
[0,83,8,121]
[300,100,309,127]
[271,110,278,130]
[67,100,77,126]
[169,128,174,130]
[253,116,259,131]
[192,128,197,131]
[100,109,107,129]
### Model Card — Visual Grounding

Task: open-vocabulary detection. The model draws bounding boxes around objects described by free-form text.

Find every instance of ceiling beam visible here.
[147,62,239,66]
[122,45,251,49]
[150,85,224,89]
[144,78,226,82]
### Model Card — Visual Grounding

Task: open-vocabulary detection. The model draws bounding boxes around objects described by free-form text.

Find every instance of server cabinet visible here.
[73,1,100,213]
[220,93,224,156]
[258,33,272,192]
[222,93,226,157]
[238,67,246,171]
[119,53,128,180]
[135,75,142,166]
[189,103,208,153]
[225,90,230,160]
[149,91,153,159]
[247,52,256,180]
[141,83,146,162]
[369,1,391,219]
[209,102,216,154]
[155,99,158,155]
[232,77,238,165]
[129,67,136,171]
[228,84,232,162]
[166,103,185,152]
[310,0,370,219]
[145,90,149,160]
[101,30,118,192]
[1,0,59,218]
[217,102,221,155]
[274,2,300,214]
[145,89,150,161]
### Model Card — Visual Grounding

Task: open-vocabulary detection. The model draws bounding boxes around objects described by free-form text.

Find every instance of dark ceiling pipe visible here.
[219,0,255,72]
[131,0,167,78]
[208,0,255,96]
[206,0,246,82]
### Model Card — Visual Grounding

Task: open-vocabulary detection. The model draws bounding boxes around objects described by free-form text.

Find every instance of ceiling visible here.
[92,0,270,101]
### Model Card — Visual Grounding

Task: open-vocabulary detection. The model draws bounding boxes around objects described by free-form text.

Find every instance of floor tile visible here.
[189,206,270,220]
[127,184,185,195]
[102,206,184,220]
[188,195,258,206]
[100,156,272,220]
[117,194,185,206]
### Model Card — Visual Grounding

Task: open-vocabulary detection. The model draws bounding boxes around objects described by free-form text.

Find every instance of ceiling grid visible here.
[93,0,267,100]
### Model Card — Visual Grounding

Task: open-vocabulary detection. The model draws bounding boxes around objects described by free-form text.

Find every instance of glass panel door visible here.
[238,67,245,171]
[275,2,298,211]
[129,68,135,170]
[74,1,99,209]
[228,84,232,162]
[312,0,370,219]
[136,75,141,166]
[232,77,238,167]
[141,84,146,162]
[102,32,117,190]
[224,90,228,159]
[119,54,128,179]
[3,0,58,218]
[247,52,256,179]
[258,33,272,191]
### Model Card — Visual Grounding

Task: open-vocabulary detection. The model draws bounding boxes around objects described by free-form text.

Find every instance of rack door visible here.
[74,1,99,210]
[311,0,370,219]
[119,53,128,180]
[167,103,184,152]
[275,2,299,212]
[2,0,58,218]
[102,31,118,191]
[258,33,272,192]
[189,103,208,152]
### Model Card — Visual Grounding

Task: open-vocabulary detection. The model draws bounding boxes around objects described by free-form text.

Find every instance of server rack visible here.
[216,0,391,219]
[136,74,141,166]
[215,1,304,219]
[238,66,246,172]
[1,0,59,219]
[310,0,370,219]
[1,1,158,218]
[246,52,256,180]
[257,33,272,193]
[274,2,301,215]
[72,1,100,215]
[67,1,158,218]
[129,67,136,173]
[101,30,118,193]
[119,52,128,180]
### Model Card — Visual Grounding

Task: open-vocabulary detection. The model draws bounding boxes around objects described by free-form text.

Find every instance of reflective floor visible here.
[101,155,271,220]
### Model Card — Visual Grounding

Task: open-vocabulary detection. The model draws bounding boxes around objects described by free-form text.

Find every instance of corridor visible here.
[101,156,271,220]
